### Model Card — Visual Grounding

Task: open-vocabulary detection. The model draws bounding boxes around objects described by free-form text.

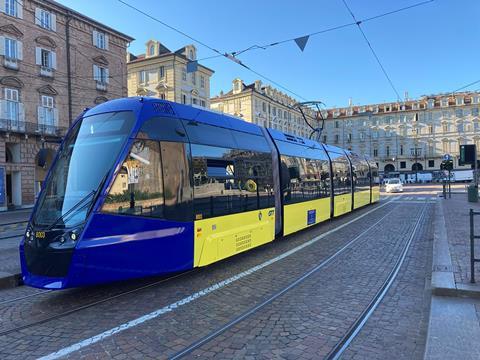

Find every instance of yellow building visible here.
[127,40,214,107]
[211,78,318,137]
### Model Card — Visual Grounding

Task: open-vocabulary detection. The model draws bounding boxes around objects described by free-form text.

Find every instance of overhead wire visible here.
[340,0,402,102]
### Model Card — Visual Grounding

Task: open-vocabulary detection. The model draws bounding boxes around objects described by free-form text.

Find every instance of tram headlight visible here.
[70,232,77,241]
[25,229,31,238]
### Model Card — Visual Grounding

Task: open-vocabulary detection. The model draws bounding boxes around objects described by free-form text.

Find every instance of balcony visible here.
[4,57,18,70]
[0,118,67,137]
[40,66,54,78]
[96,81,107,91]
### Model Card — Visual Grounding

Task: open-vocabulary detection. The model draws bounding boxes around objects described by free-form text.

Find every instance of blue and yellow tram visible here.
[20,98,379,289]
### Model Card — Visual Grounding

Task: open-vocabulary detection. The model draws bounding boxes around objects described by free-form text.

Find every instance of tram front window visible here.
[32,111,135,229]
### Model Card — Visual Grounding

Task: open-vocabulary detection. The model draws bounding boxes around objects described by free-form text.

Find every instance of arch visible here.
[35,35,56,48]
[0,76,23,88]
[0,24,23,38]
[92,55,109,66]
[384,164,395,173]
[412,163,423,171]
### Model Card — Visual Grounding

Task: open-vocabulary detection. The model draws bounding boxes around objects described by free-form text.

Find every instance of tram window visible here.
[191,144,275,220]
[160,141,193,222]
[137,116,188,143]
[281,155,330,205]
[231,131,271,153]
[332,157,352,195]
[352,161,370,192]
[102,140,164,218]
[182,120,236,148]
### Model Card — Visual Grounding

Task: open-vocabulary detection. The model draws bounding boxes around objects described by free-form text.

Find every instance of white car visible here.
[385,178,403,193]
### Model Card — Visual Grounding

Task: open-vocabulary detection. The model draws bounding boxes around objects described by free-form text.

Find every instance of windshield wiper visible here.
[46,190,96,230]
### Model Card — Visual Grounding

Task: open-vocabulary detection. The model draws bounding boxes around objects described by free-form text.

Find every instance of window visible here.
[322,135,327,143]
[334,134,339,144]
[192,98,197,105]
[191,73,196,85]
[192,144,274,219]
[400,161,406,169]
[441,98,449,107]
[93,30,108,50]
[103,140,164,218]
[5,37,17,59]
[331,155,351,195]
[41,49,51,68]
[159,66,165,79]
[347,133,352,143]
[200,100,206,108]
[373,148,378,157]
[149,44,155,56]
[335,121,340,129]
[400,144,404,156]
[386,146,390,157]
[373,130,378,139]
[443,123,449,133]
[35,47,56,70]
[182,68,187,81]
[359,132,365,141]
[262,102,266,112]
[5,0,18,17]
[455,109,463,118]
[428,124,433,134]
[36,8,55,30]
[41,95,53,108]
[457,122,464,133]
[93,65,109,84]
[456,97,464,106]
[281,155,330,204]
[428,160,435,168]
[4,88,19,121]
[38,95,55,129]
[473,108,479,117]
[200,75,205,88]
[139,70,146,84]
[181,94,187,104]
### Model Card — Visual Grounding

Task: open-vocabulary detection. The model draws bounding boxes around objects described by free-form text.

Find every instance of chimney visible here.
[254,80,262,91]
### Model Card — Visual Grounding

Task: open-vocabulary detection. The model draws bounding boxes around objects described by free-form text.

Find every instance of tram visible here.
[20,98,379,289]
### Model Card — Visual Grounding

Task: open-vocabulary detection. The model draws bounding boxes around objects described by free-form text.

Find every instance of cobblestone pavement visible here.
[0,199,434,359]
[441,193,480,284]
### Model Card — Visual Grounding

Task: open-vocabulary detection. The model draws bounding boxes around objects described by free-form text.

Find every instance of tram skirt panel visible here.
[193,208,276,267]
[283,197,331,236]
[354,189,371,209]
[334,193,353,217]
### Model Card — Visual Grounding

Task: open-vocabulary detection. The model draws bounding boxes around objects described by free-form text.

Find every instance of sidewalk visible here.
[425,193,480,359]
[0,210,30,289]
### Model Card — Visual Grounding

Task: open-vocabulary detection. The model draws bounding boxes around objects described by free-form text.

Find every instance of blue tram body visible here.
[20,98,379,289]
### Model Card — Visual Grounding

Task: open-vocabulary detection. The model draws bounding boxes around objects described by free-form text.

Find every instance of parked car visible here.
[385,178,404,193]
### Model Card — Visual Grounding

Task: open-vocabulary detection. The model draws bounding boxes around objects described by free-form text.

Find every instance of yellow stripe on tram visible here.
[283,197,330,236]
[354,189,371,209]
[194,207,276,267]
[334,193,353,217]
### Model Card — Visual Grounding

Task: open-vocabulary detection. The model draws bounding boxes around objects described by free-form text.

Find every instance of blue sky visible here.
[59,0,479,108]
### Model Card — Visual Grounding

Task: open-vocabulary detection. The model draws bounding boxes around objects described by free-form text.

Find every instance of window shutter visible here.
[51,13,56,31]
[0,100,6,120]
[17,0,23,19]
[104,34,109,50]
[16,41,22,60]
[19,103,25,122]
[35,8,41,25]
[92,30,98,46]
[53,108,59,126]
[51,51,56,69]
[105,68,110,84]
[93,64,99,81]
[35,47,42,65]
[0,36,4,56]
[37,106,45,124]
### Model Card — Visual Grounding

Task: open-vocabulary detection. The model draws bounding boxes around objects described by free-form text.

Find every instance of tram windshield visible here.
[32,111,135,228]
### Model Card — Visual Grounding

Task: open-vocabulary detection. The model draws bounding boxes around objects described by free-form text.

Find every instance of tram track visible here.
[0,220,27,241]
[0,270,195,337]
[167,202,428,360]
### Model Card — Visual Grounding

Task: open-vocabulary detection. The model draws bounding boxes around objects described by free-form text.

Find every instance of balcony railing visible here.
[0,118,67,137]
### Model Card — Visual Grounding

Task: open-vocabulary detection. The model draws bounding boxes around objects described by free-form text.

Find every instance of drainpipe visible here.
[65,12,73,125]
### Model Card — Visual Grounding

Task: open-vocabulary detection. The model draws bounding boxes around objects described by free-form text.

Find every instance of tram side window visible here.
[102,140,164,217]
[192,144,275,220]
[281,155,330,205]
[332,158,352,195]
[353,162,370,192]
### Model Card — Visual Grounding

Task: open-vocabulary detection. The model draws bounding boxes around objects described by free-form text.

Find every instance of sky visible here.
[58,0,480,108]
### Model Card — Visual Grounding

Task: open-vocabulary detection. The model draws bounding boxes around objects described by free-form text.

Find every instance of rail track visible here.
[167,203,428,360]
[0,220,27,241]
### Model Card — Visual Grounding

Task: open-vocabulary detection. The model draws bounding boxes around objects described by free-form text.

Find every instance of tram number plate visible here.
[35,231,46,238]
[307,210,316,225]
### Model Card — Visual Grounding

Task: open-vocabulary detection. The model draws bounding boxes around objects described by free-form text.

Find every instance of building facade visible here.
[127,40,213,108]
[0,0,133,209]
[322,92,480,177]
[210,78,317,137]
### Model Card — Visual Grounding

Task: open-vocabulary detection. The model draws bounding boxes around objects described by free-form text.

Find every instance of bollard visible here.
[443,183,446,199]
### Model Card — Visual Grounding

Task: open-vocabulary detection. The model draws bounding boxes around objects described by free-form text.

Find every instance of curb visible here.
[0,272,23,290]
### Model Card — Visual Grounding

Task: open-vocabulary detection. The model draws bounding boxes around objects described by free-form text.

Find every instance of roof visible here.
[40,0,134,41]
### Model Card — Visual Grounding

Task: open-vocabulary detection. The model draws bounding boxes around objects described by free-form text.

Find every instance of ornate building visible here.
[210,78,317,137]
[0,0,133,210]
[127,40,214,108]
[322,92,480,176]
